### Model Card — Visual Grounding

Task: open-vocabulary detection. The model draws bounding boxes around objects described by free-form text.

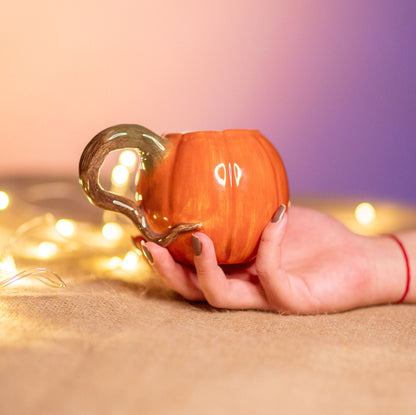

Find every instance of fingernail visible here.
[141,240,154,264]
[272,204,286,223]
[192,234,202,256]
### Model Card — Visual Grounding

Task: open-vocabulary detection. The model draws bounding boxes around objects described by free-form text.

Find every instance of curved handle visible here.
[79,124,201,246]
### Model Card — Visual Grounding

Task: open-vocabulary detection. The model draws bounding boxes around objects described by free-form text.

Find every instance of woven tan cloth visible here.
[0,177,415,414]
[1,282,415,414]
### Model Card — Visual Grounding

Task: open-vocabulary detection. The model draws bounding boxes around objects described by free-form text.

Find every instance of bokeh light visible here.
[37,242,58,258]
[355,202,376,225]
[55,219,75,237]
[102,222,123,241]
[122,251,139,271]
[111,165,129,185]
[0,191,9,210]
[108,256,123,269]
[119,151,137,168]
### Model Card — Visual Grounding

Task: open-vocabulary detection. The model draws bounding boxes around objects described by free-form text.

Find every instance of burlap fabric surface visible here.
[0,177,415,414]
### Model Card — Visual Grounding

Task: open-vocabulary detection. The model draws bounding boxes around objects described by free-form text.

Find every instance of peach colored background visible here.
[1,0,415,202]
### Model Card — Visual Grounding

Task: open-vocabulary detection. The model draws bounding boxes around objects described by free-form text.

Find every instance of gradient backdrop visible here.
[1,0,415,203]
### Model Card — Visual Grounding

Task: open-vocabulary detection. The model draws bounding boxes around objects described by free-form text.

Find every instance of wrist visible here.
[362,234,410,305]
[393,231,415,303]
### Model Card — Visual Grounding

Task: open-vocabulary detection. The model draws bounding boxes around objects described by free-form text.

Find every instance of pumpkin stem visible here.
[79,124,201,246]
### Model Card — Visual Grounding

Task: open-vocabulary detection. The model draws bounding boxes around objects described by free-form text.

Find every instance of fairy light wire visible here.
[0,161,140,288]
[0,213,68,289]
[0,267,66,288]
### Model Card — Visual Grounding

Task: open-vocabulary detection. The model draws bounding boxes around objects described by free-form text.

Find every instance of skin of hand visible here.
[141,205,409,314]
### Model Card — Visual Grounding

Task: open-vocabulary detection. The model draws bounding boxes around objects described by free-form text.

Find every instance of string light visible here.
[0,152,140,289]
[103,151,139,236]
[355,202,376,225]
[111,165,129,185]
[0,191,9,210]
[119,150,137,168]
[102,222,124,241]
[0,267,66,288]
[0,213,67,289]
[0,254,17,275]
[37,242,58,258]
[121,251,139,271]
[108,256,123,269]
[55,219,75,237]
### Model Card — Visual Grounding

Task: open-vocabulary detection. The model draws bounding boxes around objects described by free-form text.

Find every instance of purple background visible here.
[257,1,416,204]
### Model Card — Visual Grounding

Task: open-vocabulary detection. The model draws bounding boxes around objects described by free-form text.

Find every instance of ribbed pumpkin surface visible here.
[137,129,289,265]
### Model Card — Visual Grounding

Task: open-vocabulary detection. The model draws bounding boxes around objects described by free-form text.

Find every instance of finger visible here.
[192,233,268,310]
[141,241,204,301]
[255,205,297,312]
[256,205,287,272]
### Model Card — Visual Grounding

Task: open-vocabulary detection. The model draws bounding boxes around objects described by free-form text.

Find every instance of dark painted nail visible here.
[141,241,154,264]
[192,234,202,256]
[272,204,286,223]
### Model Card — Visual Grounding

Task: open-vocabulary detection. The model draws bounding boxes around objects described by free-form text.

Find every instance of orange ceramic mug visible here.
[79,124,289,265]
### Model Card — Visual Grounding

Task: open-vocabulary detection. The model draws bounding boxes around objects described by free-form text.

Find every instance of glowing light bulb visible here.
[0,254,17,275]
[0,191,9,210]
[111,165,129,185]
[355,202,376,225]
[119,150,137,168]
[102,222,123,241]
[108,256,123,269]
[122,251,139,271]
[38,242,58,258]
[55,219,75,237]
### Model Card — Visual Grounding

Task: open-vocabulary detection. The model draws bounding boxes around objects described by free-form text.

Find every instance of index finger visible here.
[193,233,268,310]
[142,242,205,301]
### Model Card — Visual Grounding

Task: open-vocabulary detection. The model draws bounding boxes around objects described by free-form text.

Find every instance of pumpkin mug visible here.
[79,124,289,265]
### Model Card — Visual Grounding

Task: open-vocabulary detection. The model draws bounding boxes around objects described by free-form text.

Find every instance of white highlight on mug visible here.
[214,162,242,187]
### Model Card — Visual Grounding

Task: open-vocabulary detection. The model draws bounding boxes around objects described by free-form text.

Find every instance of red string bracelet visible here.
[386,234,411,304]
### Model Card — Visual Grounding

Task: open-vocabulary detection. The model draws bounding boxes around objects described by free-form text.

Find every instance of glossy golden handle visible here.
[79,124,200,246]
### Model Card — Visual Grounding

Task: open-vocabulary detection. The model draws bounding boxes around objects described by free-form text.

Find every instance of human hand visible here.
[141,205,408,314]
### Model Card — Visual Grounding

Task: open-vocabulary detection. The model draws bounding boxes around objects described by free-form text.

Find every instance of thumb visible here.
[255,204,295,312]
[256,204,287,268]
